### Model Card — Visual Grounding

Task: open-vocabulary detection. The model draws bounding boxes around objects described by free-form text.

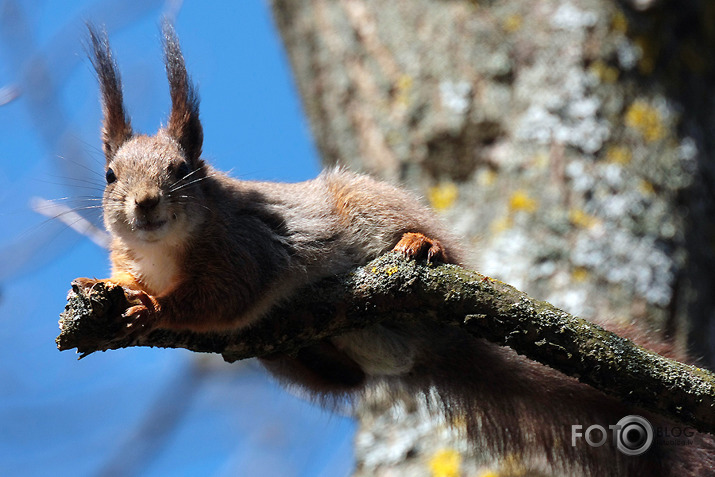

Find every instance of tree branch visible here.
[57,253,715,434]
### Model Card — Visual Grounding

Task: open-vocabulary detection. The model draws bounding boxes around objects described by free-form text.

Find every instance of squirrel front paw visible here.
[120,289,160,338]
[393,232,448,263]
[72,278,158,338]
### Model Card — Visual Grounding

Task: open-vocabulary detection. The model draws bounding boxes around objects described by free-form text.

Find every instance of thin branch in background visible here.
[30,197,110,248]
[0,84,19,105]
[96,359,207,477]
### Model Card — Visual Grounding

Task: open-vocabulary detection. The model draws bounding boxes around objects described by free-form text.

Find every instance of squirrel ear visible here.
[162,21,203,164]
[87,24,133,161]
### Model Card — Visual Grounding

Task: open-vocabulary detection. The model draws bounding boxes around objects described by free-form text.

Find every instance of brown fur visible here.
[82,24,715,476]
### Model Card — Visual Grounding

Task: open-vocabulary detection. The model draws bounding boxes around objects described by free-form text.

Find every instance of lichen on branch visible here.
[57,252,715,434]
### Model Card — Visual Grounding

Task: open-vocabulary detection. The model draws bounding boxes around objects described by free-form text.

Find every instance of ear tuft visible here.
[162,21,203,164]
[87,24,132,160]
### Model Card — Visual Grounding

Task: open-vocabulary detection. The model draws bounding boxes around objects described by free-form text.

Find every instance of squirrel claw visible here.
[124,288,158,309]
[73,277,101,292]
[393,232,448,263]
[120,303,155,339]
[120,290,159,339]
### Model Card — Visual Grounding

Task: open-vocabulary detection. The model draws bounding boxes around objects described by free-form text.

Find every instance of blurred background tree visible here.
[270,0,715,474]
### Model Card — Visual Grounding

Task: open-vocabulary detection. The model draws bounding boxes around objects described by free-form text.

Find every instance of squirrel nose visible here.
[135,194,160,211]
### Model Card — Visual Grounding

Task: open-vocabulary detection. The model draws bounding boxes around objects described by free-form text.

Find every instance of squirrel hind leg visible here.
[393,232,449,263]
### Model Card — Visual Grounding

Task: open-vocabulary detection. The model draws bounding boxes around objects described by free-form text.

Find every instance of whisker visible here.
[14,197,107,245]
[45,205,104,216]
[45,213,110,249]
[34,178,106,192]
[55,154,105,179]
[173,195,213,213]
[169,173,216,193]
[40,196,103,202]
[65,138,107,165]
[167,167,202,190]
[32,201,103,213]
[179,167,203,182]
[45,173,105,188]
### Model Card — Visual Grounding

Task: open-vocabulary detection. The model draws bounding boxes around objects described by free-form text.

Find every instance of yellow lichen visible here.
[625,100,666,142]
[477,169,497,187]
[384,266,398,276]
[638,179,655,196]
[490,215,512,234]
[429,448,461,477]
[605,145,632,165]
[532,152,550,169]
[589,60,619,83]
[478,472,499,477]
[572,266,590,283]
[611,11,628,34]
[509,190,538,213]
[428,182,459,211]
[395,75,413,107]
[502,14,523,33]
[370,265,399,275]
[569,208,598,229]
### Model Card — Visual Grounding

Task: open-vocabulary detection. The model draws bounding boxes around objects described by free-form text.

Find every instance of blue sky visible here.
[0,1,355,476]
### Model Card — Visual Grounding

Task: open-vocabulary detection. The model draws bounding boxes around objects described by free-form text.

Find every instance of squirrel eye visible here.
[105,168,117,184]
[176,161,191,179]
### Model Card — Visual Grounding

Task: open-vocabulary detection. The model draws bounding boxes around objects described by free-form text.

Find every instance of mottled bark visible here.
[269,0,715,474]
[56,253,715,434]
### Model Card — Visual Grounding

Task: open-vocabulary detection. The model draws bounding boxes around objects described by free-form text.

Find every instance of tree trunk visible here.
[270,0,715,474]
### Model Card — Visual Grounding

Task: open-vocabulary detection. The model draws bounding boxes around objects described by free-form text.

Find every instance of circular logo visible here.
[615,415,653,456]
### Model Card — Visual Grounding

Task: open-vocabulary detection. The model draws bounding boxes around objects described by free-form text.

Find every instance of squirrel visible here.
[77,24,715,476]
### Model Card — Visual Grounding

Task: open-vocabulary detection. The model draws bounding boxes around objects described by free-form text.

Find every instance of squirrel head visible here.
[89,22,207,247]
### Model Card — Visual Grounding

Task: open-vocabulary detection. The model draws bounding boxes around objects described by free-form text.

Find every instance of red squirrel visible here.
[77,24,714,476]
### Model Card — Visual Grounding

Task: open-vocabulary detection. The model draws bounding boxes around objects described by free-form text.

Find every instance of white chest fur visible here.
[129,243,181,295]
